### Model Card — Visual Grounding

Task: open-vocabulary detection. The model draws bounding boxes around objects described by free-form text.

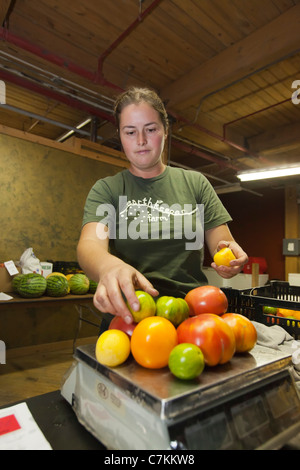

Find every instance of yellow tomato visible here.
[95,329,131,367]
[213,247,236,267]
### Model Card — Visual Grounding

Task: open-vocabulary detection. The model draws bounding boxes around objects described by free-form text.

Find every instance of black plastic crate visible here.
[49,261,83,275]
[222,281,300,339]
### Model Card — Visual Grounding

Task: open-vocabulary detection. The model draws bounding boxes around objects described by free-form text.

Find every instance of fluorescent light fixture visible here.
[237,164,300,182]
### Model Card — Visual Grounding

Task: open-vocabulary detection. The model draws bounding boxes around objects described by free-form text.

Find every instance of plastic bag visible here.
[19,248,43,275]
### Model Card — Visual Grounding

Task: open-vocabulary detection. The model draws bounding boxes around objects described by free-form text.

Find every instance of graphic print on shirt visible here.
[96,196,204,250]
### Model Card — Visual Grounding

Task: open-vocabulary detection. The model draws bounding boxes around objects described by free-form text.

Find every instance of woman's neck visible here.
[129,161,166,179]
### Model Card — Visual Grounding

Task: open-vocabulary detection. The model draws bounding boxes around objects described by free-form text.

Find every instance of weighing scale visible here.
[61,343,300,450]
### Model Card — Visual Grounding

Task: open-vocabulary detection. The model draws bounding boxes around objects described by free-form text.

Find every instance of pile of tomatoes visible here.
[96,285,257,380]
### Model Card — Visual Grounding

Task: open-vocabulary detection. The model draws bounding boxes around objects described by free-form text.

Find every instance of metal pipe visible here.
[0,68,115,123]
[222,97,291,139]
[0,102,99,139]
[171,139,239,170]
[96,0,163,82]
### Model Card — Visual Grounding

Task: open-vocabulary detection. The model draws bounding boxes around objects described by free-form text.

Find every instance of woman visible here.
[77,87,248,325]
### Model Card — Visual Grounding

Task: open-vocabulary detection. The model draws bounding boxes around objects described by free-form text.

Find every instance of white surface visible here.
[203,267,269,289]
[289,273,300,287]
[0,402,52,450]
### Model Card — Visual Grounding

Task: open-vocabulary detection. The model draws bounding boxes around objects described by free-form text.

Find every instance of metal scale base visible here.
[61,343,300,450]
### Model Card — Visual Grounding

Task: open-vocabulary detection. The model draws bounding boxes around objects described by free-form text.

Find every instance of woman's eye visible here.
[146,127,157,133]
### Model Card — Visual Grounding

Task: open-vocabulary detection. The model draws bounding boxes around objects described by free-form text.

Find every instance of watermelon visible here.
[18,273,47,298]
[68,273,90,294]
[12,273,25,293]
[46,275,69,297]
[88,279,98,294]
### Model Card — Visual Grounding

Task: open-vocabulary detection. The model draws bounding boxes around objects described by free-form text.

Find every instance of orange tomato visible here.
[221,313,257,353]
[131,316,178,369]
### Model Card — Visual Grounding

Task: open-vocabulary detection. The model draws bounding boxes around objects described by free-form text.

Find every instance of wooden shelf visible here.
[0,293,94,309]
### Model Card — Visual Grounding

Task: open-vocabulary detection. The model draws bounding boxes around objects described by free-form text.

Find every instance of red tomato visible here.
[108,316,137,337]
[177,313,236,366]
[221,313,257,353]
[185,285,228,316]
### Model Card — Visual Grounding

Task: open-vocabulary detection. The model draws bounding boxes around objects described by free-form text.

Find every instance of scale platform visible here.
[61,343,300,450]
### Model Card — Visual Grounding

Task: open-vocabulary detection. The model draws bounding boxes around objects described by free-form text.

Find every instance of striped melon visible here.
[88,279,98,294]
[46,275,69,297]
[18,273,47,298]
[12,273,25,293]
[68,273,90,294]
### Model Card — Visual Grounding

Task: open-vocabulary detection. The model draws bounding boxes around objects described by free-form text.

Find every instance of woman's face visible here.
[119,102,167,177]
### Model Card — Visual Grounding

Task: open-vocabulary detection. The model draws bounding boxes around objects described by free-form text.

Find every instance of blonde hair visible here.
[113,87,169,134]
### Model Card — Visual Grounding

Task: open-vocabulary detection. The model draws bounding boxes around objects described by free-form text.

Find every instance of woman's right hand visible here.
[93,260,159,324]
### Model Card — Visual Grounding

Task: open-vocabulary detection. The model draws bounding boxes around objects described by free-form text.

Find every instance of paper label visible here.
[4,260,19,276]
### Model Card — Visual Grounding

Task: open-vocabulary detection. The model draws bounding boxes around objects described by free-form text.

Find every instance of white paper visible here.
[0,402,52,450]
[4,260,19,276]
[0,293,13,301]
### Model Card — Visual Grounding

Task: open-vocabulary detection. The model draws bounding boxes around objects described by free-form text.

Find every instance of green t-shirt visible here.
[82,166,232,297]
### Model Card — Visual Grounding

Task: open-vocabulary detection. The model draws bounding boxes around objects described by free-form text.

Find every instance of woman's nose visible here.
[137,130,147,145]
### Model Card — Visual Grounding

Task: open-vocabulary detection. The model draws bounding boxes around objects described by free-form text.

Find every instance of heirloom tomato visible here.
[221,313,257,353]
[185,285,228,316]
[108,315,137,337]
[213,247,236,267]
[277,308,300,320]
[156,296,189,326]
[95,329,131,367]
[126,290,156,323]
[131,316,178,369]
[168,343,205,380]
[177,313,236,366]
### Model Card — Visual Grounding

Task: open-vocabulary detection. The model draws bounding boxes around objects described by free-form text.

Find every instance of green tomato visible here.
[156,296,189,327]
[126,290,156,323]
[168,343,205,380]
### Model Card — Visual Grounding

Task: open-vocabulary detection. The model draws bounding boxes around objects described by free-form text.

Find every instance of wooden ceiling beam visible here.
[247,121,300,155]
[161,4,300,108]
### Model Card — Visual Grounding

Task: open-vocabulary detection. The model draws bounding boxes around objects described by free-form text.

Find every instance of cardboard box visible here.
[0,265,21,293]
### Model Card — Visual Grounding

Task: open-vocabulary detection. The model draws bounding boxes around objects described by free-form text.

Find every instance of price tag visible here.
[4,260,19,276]
[0,414,21,436]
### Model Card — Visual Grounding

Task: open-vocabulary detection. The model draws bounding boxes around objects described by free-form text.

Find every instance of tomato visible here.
[108,315,137,337]
[185,285,228,316]
[177,314,236,366]
[95,329,131,367]
[156,296,189,326]
[263,306,278,315]
[213,247,236,267]
[221,313,257,353]
[168,343,205,380]
[131,316,178,369]
[126,290,156,323]
[277,308,300,320]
